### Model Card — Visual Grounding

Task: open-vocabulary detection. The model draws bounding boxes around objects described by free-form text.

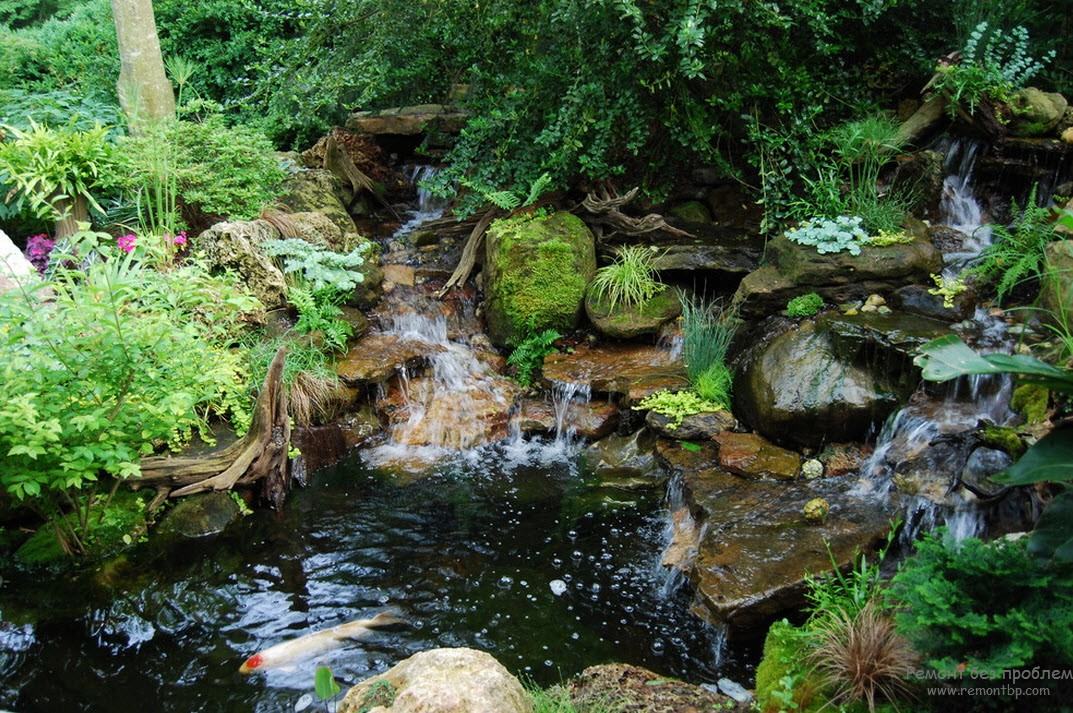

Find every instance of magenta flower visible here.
[116,234,137,254]
[25,234,55,274]
[172,231,188,247]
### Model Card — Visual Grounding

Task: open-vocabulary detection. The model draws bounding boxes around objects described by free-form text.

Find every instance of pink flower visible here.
[172,231,188,247]
[116,234,137,254]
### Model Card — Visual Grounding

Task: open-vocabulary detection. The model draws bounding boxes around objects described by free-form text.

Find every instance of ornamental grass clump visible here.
[680,292,737,385]
[588,245,662,312]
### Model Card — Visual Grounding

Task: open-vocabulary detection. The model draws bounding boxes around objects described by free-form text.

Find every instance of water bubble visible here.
[549,580,568,597]
[651,639,666,655]
[498,576,513,589]
[295,694,314,711]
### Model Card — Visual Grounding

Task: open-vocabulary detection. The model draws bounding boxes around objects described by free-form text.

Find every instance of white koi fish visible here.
[238,610,405,674]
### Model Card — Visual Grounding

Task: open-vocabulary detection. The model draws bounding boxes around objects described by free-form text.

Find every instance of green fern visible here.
[970,186,1055,303]
[524,173,552,207]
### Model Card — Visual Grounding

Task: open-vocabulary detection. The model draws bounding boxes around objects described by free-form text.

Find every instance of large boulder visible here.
[0,229,36,294]
[734,228,941,319]
[339,648,532,713]
[277,168,357,234]
[198,219,287,308]
[1041,240,1073,323]
[484,212,596,346]
[584,286,681,339]
[735,321,904,448]
[1008,88,1068,137]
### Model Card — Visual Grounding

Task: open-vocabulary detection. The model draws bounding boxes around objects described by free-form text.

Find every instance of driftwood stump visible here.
[136,347,293,509]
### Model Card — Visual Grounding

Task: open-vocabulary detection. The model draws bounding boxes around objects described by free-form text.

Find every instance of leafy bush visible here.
[0,256,251,554]
[934,22,1055,115]
[507,329,560,388]
[0,120,116,222]
[787,216,869,256]
[588,245,662,312]
[969,186,1055,303]
[889,531,1073,680]
[635,389,723,429]
[787,292,824,318]
[0,88,122,131]
[117,115,285,225]
[927,273,968,308]
[262,239,369,292]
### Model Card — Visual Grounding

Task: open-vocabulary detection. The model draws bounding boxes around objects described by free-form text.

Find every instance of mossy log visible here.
[135,347,293,509]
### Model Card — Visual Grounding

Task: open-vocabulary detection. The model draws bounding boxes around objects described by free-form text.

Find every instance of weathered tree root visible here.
[579,184,693,241]
[436,208,497,298]
[136,347,292,509]
[324,134,400,220]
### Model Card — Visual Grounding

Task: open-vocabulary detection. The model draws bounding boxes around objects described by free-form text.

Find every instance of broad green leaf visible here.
[994,428,1073,486]
[314,665,341,701]
[1027,490,1073,563]
[915,335,1073,394]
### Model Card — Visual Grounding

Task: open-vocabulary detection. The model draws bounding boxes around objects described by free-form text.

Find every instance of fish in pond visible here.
[238,611,406,674]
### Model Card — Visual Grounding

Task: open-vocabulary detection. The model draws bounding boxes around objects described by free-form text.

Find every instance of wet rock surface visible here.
[713,432,800,480]
[155,493,242,542]
[603,224,763,275]
[567,663,739,713]
[645,409,735,440]
[582,430,661,484]
[517,396,619,440]
[585,286,681,339]
[735,321,904,448]
[336,334,446,385]
[543,343,687,404]
[339,647,532,713]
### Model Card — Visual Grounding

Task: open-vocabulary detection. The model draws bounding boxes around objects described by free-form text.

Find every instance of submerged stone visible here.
[543,343,687,404]
[516,396,619,440]
[156,492,242,542]
[339,648,532,713]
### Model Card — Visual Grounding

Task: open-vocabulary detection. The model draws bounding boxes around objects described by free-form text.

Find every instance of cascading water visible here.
[393,165,449,237]
[860,137,1014,542]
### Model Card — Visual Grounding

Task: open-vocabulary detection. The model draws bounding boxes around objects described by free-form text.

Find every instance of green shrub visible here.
[787,292,824,318]
[117,115,285,224]
[933,22,1054,116]
[262,239,370,293]
[694,363,732,409]
[0,120,116,222]
[0,256,251,554]
[507,329,560,388]
[588,245,662,312]
[889,531,1073,680]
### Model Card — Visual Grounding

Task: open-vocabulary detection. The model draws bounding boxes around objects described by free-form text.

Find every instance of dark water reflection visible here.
[0,449,725,712]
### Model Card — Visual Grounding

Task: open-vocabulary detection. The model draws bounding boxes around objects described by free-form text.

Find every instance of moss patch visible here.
[1011,383,1049,425]
[484,211,596,346]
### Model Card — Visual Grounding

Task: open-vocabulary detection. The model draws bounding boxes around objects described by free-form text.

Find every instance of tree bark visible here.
[111,0,175,130]
[53,194,89,239]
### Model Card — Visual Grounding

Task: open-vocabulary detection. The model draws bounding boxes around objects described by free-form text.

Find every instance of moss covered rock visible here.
[484,211,596,347]
[1008,88,1068,137]
[585,286,681,339]
[15,490,151,566]
[668,200,712,224]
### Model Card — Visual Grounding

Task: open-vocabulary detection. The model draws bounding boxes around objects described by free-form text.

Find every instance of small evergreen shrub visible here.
[889,531,1073,680]
[787,216,869,255]
[262,239,369,293]
[786,292,824,318]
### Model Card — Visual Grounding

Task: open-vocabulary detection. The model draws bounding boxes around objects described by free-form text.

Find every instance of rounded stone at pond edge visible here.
[803,497,830,524]
[156,492,242,542]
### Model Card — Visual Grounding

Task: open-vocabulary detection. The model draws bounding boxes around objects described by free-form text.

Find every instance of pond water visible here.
[0,446,727,712]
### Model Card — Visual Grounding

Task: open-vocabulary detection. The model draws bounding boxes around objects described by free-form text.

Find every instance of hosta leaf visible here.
[1027,490,1073,563]
[994,428,1073,486]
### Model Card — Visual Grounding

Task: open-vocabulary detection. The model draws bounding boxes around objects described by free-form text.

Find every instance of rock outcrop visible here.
[567,663,738,712]
[484,212,596,346]
[585,286,681,339]
[339,648,532,713]
[0,229,37,294]
[199,220,288,308]
[543,343,687,404]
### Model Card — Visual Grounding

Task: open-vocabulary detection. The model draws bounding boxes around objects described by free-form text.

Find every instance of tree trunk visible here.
[53,194,89,239]
[111,0,175,130]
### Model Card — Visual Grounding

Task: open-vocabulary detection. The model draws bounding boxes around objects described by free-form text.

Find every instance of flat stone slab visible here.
[542,343,687,404]
[346,104,469,136]
[684,470,892,627]
[336,334,445,385]
[516,397,619,440]
[819,311,951,362]
[713,431,801,480]
[603,224,764,274]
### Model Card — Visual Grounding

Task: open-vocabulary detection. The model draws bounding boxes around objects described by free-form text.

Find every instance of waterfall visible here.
[938,138,993,272]
[858,137,1014,542]
[393,165,448,238]
[550,380,592,449]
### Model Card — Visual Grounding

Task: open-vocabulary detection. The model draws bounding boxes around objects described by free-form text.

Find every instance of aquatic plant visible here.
[786,292,824,318]
[588,245,662,313]
[865,228,914,247]
[786,216,869,255]
[262,239,369,293]
[507,328,561,388]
